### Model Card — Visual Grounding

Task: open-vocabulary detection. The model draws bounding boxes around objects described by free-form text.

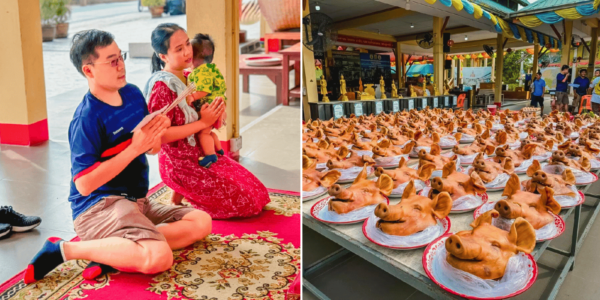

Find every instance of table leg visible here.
[265,38,270,54]
[294,61,300,87]
[282,55,290,106]
[243,74,249,93]
[276,74,282,105]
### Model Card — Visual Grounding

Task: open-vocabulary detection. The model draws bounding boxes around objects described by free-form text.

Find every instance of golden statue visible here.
[410,85,417,97]
[340,74,348,101]
[433,85,440,96]
[379,76,386,99]
[359,78,363,93]
[444,78,454,95]
[422,81,427,96]
[320,75,329,102]
[361,84,376,100]
[391,81,398,98]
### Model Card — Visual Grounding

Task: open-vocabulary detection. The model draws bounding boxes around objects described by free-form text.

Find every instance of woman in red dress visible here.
[143,24,270,219]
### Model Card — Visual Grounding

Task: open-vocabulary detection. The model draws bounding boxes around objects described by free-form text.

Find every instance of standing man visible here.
[555,65,570,112]
[590,70,600,114]
[573,69,590,113]
[531,71,546,115]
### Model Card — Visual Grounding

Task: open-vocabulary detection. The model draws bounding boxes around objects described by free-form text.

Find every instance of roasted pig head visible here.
[302,156,341,192]
[327,165,393,214]
[495,173,561,229]
[374,157,435,188]
[428,161,487,201]
[326,150,376,169]
[549,150,591,172]
[471,153,514,183]
[522,160,577,198]
[493,144,537,167]
[372,139,413,158]
[445,210,535,280]
[418,144,455,170]
[374,181,452,236]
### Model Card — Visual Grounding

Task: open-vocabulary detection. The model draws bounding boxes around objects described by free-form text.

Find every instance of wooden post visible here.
[533,44,540,75]
[588,26,598,78]
[302,0,318,120]
[491,54,495,81]
[494,34,504,106]
[561,21,573,68]
[0,0,48,145]
[433,17,444,95]
[457,59,462,86]
[187,0,240,159]
[396,42,403,87]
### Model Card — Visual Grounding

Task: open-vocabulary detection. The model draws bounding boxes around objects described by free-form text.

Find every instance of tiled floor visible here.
[303,101,600,300]
[0,3,300,283]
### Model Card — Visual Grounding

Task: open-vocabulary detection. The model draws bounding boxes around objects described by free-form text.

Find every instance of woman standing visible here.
[143,23,270,219]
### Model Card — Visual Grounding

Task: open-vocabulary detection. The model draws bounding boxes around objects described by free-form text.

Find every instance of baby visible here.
[187,34,227,168]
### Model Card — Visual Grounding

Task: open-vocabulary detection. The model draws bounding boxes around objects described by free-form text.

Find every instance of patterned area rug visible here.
[0,183,300,300]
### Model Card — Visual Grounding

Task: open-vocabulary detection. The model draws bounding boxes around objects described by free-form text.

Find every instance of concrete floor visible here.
[303,101,600,300]
[0,2,300,284]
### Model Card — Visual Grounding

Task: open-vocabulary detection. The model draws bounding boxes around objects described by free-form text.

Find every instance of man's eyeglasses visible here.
[87,53,127,67]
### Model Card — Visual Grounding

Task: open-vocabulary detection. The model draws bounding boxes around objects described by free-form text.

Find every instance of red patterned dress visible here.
[147,80,270,219]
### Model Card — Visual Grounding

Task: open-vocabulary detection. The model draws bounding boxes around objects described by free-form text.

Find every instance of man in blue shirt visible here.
[556,65,570,112]
[573,69,590,113]
[531,71,546,115]
[23,30,218,283]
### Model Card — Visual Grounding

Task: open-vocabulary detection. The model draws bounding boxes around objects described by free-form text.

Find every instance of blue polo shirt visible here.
[556,73,568,92]
[68,84,150,220]
[532,79,546,97]
[574,76,590,95]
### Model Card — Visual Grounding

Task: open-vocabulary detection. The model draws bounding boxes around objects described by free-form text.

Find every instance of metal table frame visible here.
[303,170,600,300]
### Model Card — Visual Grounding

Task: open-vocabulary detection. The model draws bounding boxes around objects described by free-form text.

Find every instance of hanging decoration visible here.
[517,4,600,28]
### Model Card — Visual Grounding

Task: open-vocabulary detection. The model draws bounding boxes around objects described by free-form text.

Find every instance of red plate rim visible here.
[422,233,538,300]
[575,172,598,185]
[310,196,390,224]
[362,215,451,250]
[474,202,566,242]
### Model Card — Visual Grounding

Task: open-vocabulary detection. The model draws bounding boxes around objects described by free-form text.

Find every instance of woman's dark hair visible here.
[70,29,115,77]
[191,33,215,64]
[150,23,185,73]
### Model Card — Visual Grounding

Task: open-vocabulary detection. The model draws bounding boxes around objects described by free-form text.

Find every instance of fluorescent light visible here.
[315,2,320,10]
[465,35,468,41]
[410,23,414,28]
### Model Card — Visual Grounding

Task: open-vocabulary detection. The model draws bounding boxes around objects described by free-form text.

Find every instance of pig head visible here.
[372,139,413,158]
[495,173,561,229]
[429,161,487,200]
[302,156,342,191]
[494,144,536,167]
[550,150,591,172]
[471,153,514,183]
[326,151,375,169]
[445,210,536,280]
[374,181,452,236]
[328,165,393,214]
[418,144,454,170]
[522,160,577,198]
[374,157,435,188]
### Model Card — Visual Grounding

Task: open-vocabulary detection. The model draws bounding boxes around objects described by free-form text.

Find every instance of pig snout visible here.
[495,200,521,219]
[328,184,344,197]
[533,171,548,184]
[375,167,385,177]
[374,203,391,219]
[452,145,462,154]
[445,235,482,260]
[326,160,337,169]
[431,177,444,192]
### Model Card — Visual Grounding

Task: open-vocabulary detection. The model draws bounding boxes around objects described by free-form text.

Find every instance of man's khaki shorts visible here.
[556,91,570,105]
[74,196,196,242]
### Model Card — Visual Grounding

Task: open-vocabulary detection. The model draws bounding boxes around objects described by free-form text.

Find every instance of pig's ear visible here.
[402,181,417,199]
[454,132,462,143]
[474,152,485,163]
[526,160,542,177]
[558,141,570,151]
[503,157,515,172]
[502,173,521,198]
[377,174,394,196]
[353,165,369,184]
[469,171,487,194]
[432,132,441,144]
[562,168,576,185]
[337,146,349,159]
[320,170,341,188]
[362,155,376,166]
[484,145,496,156]
[469,209,499,228]
[508,217,536,254]
[303,155,316,170]
[485,120,493,130]
[581,156,592,172]
[545,140,554,151]
[481,129,490,140]
[317,139,329,149]
[418,163,436,181]
[474,123,482,133]
[442,161,456,178]
[380,127,388,136]
[398,157,407,168]
[402,141,416,154]
[496,131,508,145]
[430,144,441,156]
[346,124,355,134]
[539,186,561,215]
[556,132,564,143]
[447,122,454,133]
[431,192,452,219]
[378,139,391,149]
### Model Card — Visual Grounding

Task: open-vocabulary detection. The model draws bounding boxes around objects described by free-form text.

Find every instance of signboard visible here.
[433,98,438,108]
[408,99,414,110]
[422,98,427,108]
[392,101,399,112]
[337,35,394,48]
[453,96,457,105]
[462,67,492,89]
[375,101,383,115]
[333,104,344,119]
[354,103,363,116]
[360,53,391,92]
[444,97,449,107]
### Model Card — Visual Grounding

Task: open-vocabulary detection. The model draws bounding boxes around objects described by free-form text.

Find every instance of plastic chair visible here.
[579,95,592,114]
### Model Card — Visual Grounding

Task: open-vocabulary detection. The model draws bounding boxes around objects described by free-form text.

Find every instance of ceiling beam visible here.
[448,38,531,53]
[338,29,397,42]
[396,26,480,42]
[334,8,414,30]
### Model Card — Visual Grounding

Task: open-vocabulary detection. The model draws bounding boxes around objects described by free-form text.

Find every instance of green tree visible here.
[502,49,532,89]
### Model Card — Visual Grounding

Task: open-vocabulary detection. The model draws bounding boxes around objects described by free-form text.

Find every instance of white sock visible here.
[59,241,67,262]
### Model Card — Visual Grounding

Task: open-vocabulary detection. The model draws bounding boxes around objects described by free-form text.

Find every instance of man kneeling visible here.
[24,30,212,283]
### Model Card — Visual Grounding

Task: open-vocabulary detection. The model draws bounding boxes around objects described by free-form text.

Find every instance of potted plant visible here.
[54,0,71,39]
[40,0,57,42]
[142,0,165,18]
